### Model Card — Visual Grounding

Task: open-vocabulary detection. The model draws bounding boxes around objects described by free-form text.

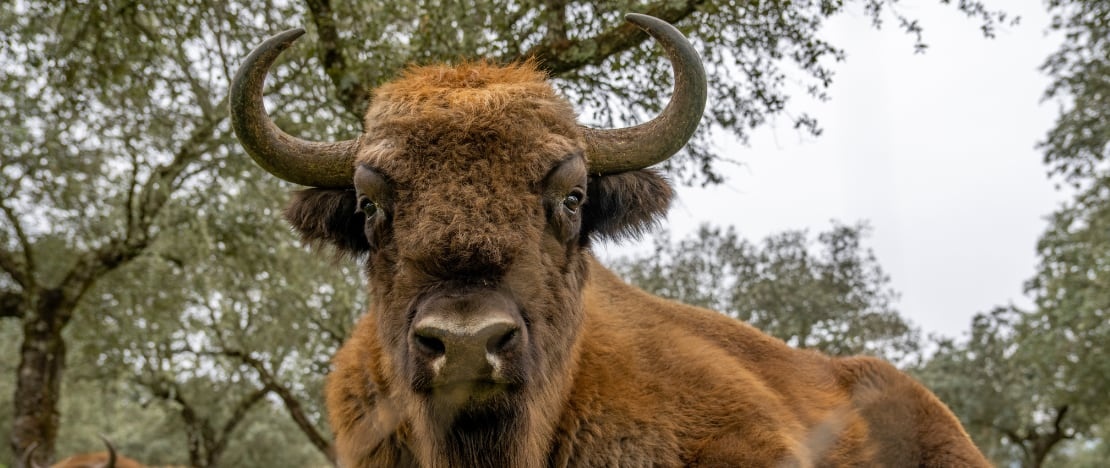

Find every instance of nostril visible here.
[413,333,446,356]
[488,328,519,354]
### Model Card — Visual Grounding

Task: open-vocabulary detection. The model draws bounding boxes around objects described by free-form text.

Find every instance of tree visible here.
[1039,0,1110,187]
[914,306,1079,468]
[923,1,1110,463]
[57,172,364,466]
[0,0,1011,464]
[915,122,1110,468]
[0,1,327,463]
[914,3,1110,465]
[615,222,919,362]
[1028,0,1110,462]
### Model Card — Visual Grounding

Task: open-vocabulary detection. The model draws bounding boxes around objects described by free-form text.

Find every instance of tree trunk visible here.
[10,288,72,468]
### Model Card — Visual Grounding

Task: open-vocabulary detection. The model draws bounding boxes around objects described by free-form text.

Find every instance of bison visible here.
[229,13,989,467]
[22,437,143,468]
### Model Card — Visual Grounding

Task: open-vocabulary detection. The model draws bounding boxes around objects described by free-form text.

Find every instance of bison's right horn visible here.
[230,28,359,188]
[583,14,707,175]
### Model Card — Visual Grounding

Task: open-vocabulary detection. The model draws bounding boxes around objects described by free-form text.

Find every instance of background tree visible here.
[1039,0,1109,187]
[914,306,1077,468]
[914,1,1110,466]
[55,168,364,466]
[615,222,919,362]
[1029,0,1110,461]
[0,0,1010,465]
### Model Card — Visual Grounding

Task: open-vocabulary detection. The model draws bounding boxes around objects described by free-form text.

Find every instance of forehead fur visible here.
[369,60,558,113]
[355,61,585,276]
[358,60,582,168]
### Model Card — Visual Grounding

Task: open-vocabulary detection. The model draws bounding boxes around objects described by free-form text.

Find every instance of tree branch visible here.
[1,289,22,319]
[222,349,336,463]
[997,425,1033,462]
[504,0,706,75]
[308,314,346,349]
[214,383,275,457]
[58,111,225,307]
[303,0,370,120]
[0,199,34,289]
[1051,404,1070,436]
[542,0,568,45]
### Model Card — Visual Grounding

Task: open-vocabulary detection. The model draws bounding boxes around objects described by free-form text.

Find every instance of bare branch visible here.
[304,0,370,120]
[0,199,34,289]
[504,0,706,75]
[222,348,336,463]
[135,113,224,229]
[308,314,346,349]
[215,383,275,455]
[1052,405,1070,435]
[996,425,1033,461]
[122,137,143,244]
[58,112,226,307]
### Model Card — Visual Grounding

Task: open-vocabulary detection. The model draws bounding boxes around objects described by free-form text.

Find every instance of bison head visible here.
[230,14,704,466]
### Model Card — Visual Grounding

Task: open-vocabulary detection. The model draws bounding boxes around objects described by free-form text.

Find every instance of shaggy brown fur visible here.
[46,452,144,468]
[278,61,989,467]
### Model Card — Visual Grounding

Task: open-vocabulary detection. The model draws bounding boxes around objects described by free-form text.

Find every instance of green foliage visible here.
[1040,0,1110,185]
[916,133,1110,468]
[915,307,1038,465]
[917,284,1108,468]
[1026,175,1110,427]
[1051,418,1110,467]
[615,222,919,362]
[59,166,364,464]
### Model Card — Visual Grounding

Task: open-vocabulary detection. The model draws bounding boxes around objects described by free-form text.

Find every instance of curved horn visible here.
[99,435,117,468]
[584,14,707,174]
[230,28,359,188]
[21,441,45,468]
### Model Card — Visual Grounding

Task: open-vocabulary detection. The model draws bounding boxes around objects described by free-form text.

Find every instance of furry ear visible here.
[284,188,370,255]
[582,169,674,241]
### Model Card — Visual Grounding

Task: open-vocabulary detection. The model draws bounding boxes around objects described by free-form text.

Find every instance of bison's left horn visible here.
[20,441,45,468]
[230,28,359,188]
[583,14,707,175]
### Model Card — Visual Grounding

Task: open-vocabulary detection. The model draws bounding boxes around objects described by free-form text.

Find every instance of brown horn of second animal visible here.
[230,28,358,188]
[101,435,118,468]
[22,436,122,468]
[583,13,707,175]
[20,441,42,468]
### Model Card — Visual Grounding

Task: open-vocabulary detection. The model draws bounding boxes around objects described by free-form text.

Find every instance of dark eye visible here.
[562,190,584,213]
[359,198,378,218]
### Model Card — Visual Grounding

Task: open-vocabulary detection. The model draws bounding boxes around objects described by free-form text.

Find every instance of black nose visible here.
[412,319,520,359]
[409,291,526,385]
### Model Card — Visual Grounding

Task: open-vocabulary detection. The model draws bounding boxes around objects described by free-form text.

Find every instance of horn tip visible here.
[278,27,307,40]
[624,13,659,27]
[267,27,306,46]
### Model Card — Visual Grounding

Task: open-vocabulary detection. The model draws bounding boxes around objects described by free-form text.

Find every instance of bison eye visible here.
[563,190,584,213]
[359,197,378,218]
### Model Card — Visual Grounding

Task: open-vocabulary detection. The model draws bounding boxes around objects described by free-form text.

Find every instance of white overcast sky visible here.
[597,0,1071,339]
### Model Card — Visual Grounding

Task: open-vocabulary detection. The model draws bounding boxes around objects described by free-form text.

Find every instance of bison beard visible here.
[229,13,991,468]
[432,397,526,468]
